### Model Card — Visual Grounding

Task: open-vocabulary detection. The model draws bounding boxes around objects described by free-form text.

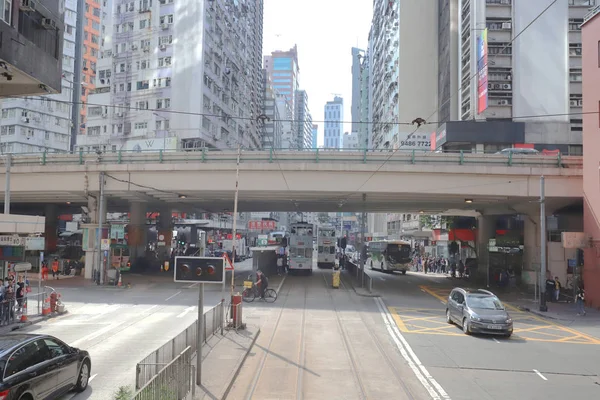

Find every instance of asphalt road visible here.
[15,259,257,400]
[364,267,600,400]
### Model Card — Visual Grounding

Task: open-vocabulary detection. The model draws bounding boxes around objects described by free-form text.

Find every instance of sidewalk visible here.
[193,324,260,399]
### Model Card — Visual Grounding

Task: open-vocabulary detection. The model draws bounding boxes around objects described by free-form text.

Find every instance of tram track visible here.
[337,274,418,400]
[242,277,297,400]
[296,284,308,400]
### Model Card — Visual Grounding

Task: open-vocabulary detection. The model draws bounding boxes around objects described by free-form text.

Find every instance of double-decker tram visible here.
[288,222,314,274]
[316,225,336,268]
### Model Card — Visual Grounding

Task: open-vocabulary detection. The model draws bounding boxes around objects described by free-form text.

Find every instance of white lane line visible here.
[165,291,182,301]
[176,306,196,318]
[89,373,98,383]
[275,274,287,293]
[533,369,548,381]
[69,321,126,347]
[374,297,450,400]
[492,338,500,344]
[420,289,426,293]
[145,305,158,313]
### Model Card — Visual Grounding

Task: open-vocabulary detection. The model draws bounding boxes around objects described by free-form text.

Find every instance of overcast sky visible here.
[262,0,373,146]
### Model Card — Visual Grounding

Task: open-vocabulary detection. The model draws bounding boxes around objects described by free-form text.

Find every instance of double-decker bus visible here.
[367,240,411,274]
[316,225,336,268]
[288,222,314,274]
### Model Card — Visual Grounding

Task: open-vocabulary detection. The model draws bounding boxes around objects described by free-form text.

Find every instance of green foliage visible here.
[114,386,133,400]
[419,215,458,230]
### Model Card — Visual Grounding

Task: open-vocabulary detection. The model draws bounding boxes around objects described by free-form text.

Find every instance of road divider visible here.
[374,297,451,400]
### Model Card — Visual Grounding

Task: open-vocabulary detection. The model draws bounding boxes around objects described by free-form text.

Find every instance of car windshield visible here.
[467,295,505,310]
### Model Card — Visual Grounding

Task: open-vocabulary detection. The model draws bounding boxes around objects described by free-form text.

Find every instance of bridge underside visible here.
[2,189,581,217]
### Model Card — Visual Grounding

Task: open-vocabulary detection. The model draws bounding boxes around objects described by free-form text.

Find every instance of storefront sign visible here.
[248,220,276,230]
[561,232,587,249]
[25,237,45,251]
[0,235,25,247]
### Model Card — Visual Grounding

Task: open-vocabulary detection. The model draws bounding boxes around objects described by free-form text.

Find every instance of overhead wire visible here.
[331,0,562,207]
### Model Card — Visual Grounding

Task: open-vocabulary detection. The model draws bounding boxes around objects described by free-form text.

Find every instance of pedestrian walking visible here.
[576,286,586,316]
[52,258,60,280]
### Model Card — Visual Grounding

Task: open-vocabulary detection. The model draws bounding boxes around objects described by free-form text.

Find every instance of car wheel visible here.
[446,309,452,324]
[401,270,407,275]
[462,318,471,335]
[18,395,33,400]
[74,360,91,392]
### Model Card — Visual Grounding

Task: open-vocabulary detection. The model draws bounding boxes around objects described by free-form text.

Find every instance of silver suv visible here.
[446,288,513,337]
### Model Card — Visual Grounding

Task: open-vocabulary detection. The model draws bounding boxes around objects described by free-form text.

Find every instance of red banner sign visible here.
[248,220,276,230]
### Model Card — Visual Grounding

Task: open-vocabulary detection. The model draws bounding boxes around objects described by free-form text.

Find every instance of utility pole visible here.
[539,176,548,312]
[96,172,105,284]
[230,145,241,298]
[4,154,10,214]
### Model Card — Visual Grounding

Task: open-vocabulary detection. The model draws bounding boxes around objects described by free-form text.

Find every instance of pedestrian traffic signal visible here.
[174,257,225,283]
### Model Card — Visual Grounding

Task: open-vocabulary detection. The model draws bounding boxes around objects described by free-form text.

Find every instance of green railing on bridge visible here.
[0,148,582,169]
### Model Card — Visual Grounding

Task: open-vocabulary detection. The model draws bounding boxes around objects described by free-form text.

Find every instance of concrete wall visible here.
[582,12,600,307]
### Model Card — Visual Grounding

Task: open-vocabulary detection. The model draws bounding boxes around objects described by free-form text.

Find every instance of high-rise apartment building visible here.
[80,0,102,136]
[294,90,313,149]
[323,96,343,149]
[357,49,370,150]
[311,124,318,149]
[0,0,64,97]
[342,131,358,150]
[263,45,299,111]
[350,47,365,136]
[368,0,438,151]
[78,0,264,153]
[0,0,73,154]
[275,91,294,149]
[261,69,283,149]
[440,0,588,144]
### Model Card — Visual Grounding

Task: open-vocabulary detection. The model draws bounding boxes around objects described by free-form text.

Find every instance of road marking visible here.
[374,297,451,400]
[89,373,98,383]
[185,283,199,289]
[533,369,548,381]
[165,291,182,301]
[275,274,287,294]
[69,321,126,347]
[492,338,500,344]
[176,306,196,318]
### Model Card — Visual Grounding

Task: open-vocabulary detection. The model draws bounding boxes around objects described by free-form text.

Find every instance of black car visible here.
[0,334,91,399]
[446,288,513,337]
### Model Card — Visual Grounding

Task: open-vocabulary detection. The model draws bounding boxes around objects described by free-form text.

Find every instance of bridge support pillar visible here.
[477,215,496,287]
[44,205,59,254]
[524,215,543,287]
[128,202,148,262]
[156,207,173,264]
[82,194,107,280]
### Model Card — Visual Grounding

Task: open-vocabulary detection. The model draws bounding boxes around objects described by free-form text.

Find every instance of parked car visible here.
[446,288,513,337]
[0,334,91,399]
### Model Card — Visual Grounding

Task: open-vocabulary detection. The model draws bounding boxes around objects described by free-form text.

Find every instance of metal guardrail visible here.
[344,259,373,293]
[0,149,583,169]
[134,346,195,400]
[135,300,224,390]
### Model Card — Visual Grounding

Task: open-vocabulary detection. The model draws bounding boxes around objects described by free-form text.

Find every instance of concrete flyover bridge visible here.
[0,149,583,214]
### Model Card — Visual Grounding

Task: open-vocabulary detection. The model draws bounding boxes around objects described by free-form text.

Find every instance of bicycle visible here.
[242,280,277,303]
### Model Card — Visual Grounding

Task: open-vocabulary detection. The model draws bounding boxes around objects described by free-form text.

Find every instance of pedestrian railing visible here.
[344,259,373,293]
[134,346,195,400]
[135,300,224,390]
[1,148,583,169]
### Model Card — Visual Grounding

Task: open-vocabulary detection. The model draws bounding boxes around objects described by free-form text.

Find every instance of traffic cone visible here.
[42,298,51,316]
[117,274,122,287]
[20,301,27,322]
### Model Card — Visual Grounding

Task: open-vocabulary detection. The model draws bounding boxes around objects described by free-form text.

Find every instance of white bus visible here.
[317,226,336,268]
[367,240,412,274]
[288,222,314,274]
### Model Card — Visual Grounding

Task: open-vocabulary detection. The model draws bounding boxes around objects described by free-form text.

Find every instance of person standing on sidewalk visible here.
[554,276,561,302]
[51,258,60,280]
[576,286,586,316]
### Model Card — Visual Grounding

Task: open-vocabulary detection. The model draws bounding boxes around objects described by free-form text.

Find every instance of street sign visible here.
[14,263,32,272]
[257,234,268,246]
[174,257,225,283]
[25,237,45,251]
[101,239,110,251]
[224,253,234,270]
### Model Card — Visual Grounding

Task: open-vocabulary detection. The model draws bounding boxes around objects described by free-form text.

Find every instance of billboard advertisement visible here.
[123,137,178,152]
[477,28,488,114]
[394,131,432,151]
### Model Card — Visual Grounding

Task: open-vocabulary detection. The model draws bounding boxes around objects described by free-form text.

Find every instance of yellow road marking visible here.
[388,306,409,332]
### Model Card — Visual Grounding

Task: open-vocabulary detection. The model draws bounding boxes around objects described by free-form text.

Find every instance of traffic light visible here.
[174,257,225,283]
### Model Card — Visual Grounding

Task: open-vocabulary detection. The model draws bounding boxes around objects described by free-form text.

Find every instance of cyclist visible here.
[256,270,269,299]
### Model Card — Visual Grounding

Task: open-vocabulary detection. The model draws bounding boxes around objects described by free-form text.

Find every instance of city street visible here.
[14,259,257,400]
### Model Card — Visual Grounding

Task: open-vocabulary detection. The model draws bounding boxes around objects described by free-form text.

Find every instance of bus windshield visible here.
[386,244,411,261]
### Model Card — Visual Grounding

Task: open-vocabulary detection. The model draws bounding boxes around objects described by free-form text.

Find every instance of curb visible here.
[5,310,69,333]
[222,327,261,399]
[340,272,380,298]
